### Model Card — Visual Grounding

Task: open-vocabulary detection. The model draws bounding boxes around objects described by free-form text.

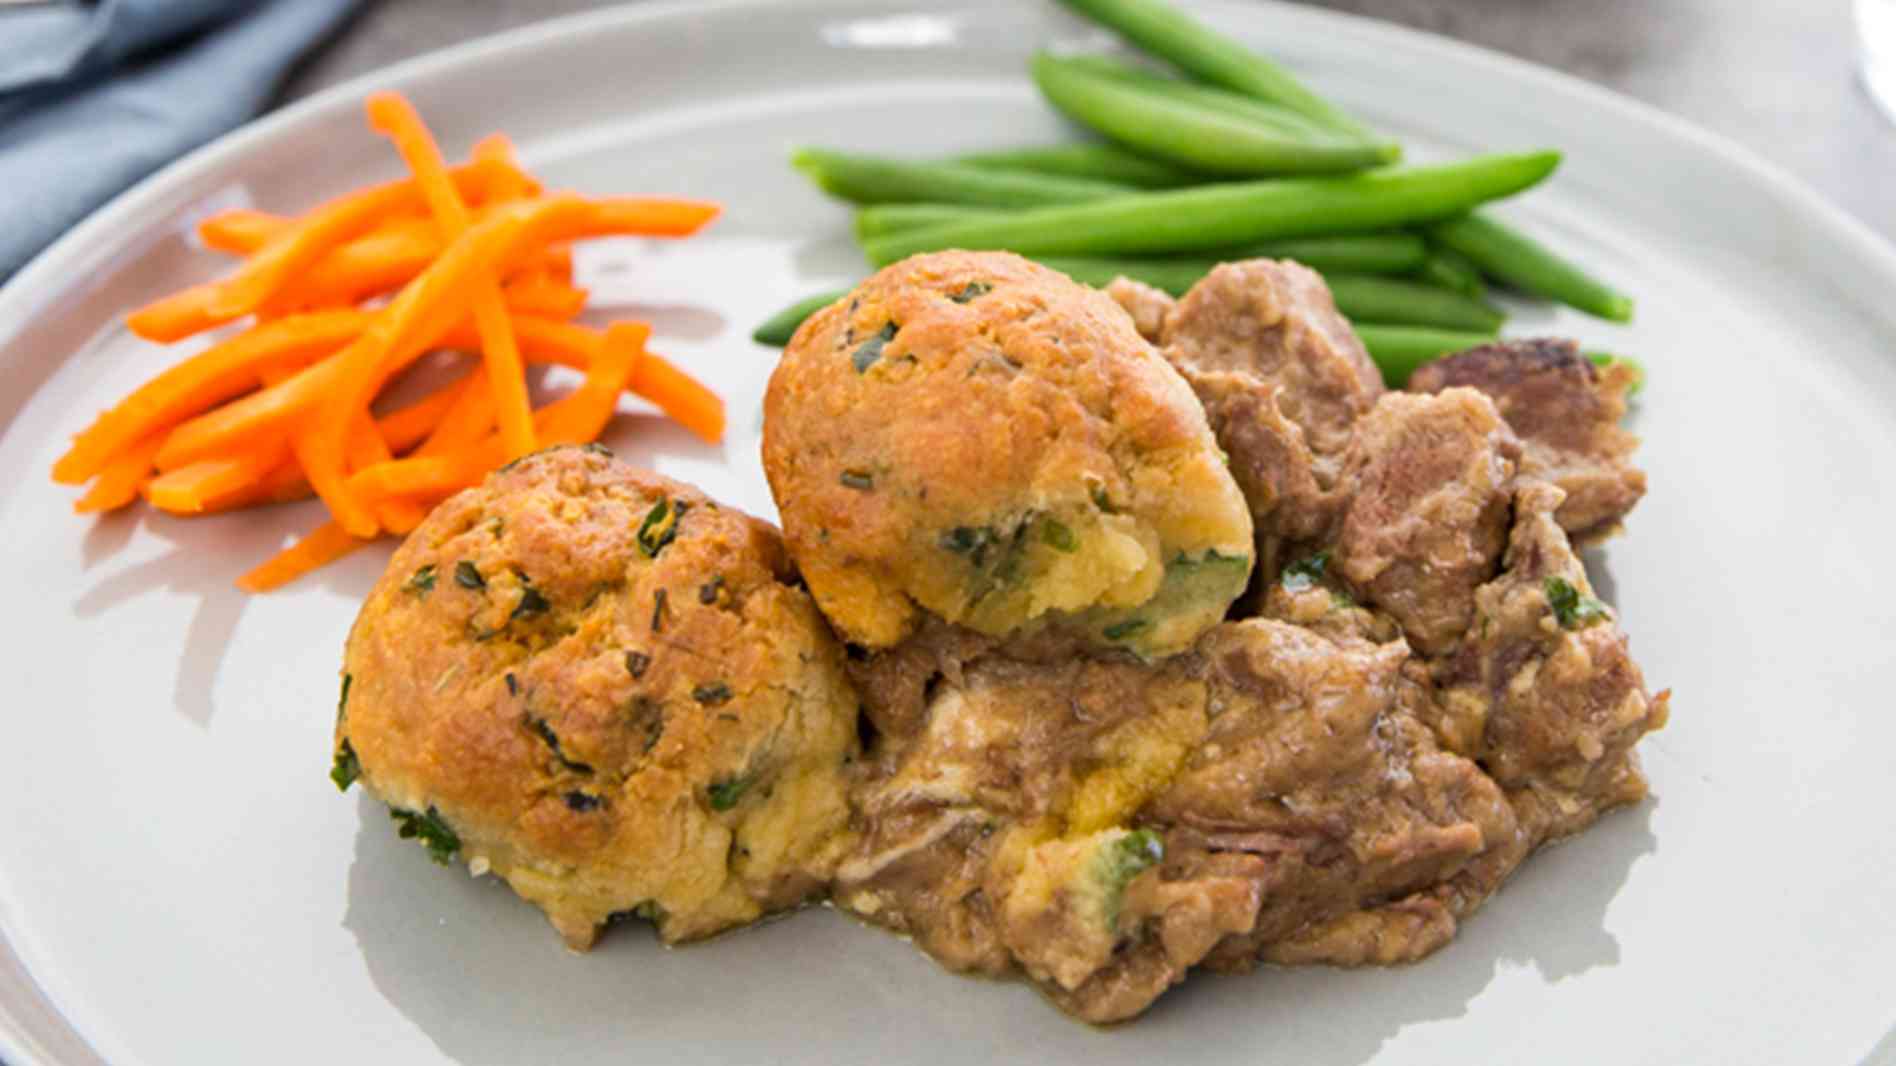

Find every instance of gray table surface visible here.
[280,0,1896,243]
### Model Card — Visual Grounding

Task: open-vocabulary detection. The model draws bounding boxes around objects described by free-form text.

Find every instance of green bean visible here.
[853,204,1000,243]
[1352,325,1498,385]
[1055,0,1374,137]
[1427,212,1634,322]
[862,151,1562,265]
[1416,246,1487,299]
[857,205,1428,274]
[1030,53,1395,177]
[1585,350,1647,396]
[955,143,1199,189]
[1327,276,1504,332]
[1051,55,1394,155]
[790,148,1134,208]
[752,289,848,347]
[1040,258,1500,330]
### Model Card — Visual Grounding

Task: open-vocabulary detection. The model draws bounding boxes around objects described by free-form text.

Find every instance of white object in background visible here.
[1860,0,1896,120]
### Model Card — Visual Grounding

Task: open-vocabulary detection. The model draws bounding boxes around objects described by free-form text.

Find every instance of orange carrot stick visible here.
[198,210,290,254]
[162,194,686,485]
[145,443,291,515]
[379,372,474,453]
[54,311,372,485]
[633,351,724,444]
[235,520,369,593]
[368,91,537,461]
[500,275,589,320]
[126,158,508,343]
[537,322,644,445]
[414,367,496,457]
[73,432,165,514]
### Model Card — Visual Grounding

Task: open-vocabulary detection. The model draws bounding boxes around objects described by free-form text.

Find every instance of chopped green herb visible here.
[852,322,898,373]
[1097,829,1164,929]
[564,791,603,813]
[582,442,613,457]
[389,806,461,865]
[624,650,651,678]
[693,682,733,706]
[637,498,682,558]
[1089,483,1117,513]
[511,584,551,620]
[939,525,997,564]
[1330,588,1356,609]
[651,588,669,633]
[330,740,360,792]
[1281,551,1331,593]
[1103,618,1150,641]
[337,673,352,720]
[454,561,485,590]
[1544,576,1609,630]
[708,775,754,811]
[839,470,875,491]
[528,716,594,774]
[1040,518,1078,553]
[699,574,724,604]
[406,564,437,596]
[950,281,992,303]
[504,673,518,697]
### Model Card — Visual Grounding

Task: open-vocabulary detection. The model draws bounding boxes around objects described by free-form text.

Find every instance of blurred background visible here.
[278,0,1896,240]
[1,0,1893,279]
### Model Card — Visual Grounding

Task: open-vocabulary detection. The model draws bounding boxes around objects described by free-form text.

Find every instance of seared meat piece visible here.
[1408,338,1646,542]
[1333,389,1522,655]
[1151,260,1386,567]
[1431,480,1670,842]
[836,619,1514,1024]
[1104,275,1173,344]
[1270,482,1670,965]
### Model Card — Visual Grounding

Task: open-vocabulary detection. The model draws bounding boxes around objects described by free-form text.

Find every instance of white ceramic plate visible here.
[3,2,1895,1063]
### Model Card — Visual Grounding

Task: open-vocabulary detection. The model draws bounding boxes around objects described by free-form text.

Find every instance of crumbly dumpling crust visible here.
[338,446,860,949]
[763,251,1253,657]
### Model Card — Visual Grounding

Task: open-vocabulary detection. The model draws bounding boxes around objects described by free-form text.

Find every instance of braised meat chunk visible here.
[1147,260,1385,566]
[1332,388,1522,655]
[1408,338,1646,542]
[1430,480,1670,844]
[837,619,1515,1023]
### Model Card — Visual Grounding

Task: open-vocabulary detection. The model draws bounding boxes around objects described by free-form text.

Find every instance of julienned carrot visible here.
[127,158,513,343]
[190,382,460,516]
[54,311,373,486]
[73,433,165,514]
[261,218,441,312]
[380,373,475,452]
[146,444,290,514]
[369,91,538,462]
[199,210,289,254]
[634,351,725,444]
[501,275,589,320]
[415,367,496,457]
[538,323,644,445]
[472,133,533,201]
[303,201,540,536]
[347,329,646,505]
[302,189,709,533]
[235,520,368,594]
[150,298,588,475]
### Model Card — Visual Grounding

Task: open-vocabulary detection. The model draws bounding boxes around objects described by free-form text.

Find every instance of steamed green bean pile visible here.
[760,0,1638,386]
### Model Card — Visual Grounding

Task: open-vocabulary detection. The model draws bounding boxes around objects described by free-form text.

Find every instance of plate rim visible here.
[4,1,1896,1063]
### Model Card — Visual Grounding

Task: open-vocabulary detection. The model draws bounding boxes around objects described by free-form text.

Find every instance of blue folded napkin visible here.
[0,0,362,281]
